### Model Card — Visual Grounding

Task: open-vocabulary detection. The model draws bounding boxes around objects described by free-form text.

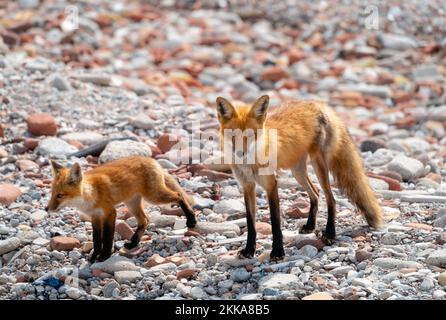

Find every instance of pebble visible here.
[26,114,57,136]
[231,268,251,282]
[387,155,425,182]
[114,271,142,284]
[0,237,21,255]
[426,249,446,267]
[50,237,81,251]
[99,140,152,163]
[0,184,22,206]
[36,137,78,157]
[373,258,422,270]
[91,256,139,274]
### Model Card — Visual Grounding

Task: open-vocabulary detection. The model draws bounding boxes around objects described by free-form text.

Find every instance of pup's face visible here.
[46,161,83,212]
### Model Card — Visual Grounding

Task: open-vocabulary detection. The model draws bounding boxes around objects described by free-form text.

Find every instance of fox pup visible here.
[46,156,197,262]
[216,95,383,261]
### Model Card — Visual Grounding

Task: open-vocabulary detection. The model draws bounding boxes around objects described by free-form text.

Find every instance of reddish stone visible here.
[287,48,305,64]
[295,239,325,251]
[92,269,103,277]
[367,173,401,191]
[157,133,181,153]
[395,116,416,129]
[184,230,201,237]
[50,236,81,251]
[149,145,162,157]
[1,31,19,46]
[196,169,232,182]
[0,184,22,206]
[160,205,184,216]
[261,66,288,81]
[404,222,432,231]
[26,113,57,136]
[16,159,39,172]
[0,124,3,137]
[377,170,403,182]
[115,220,134,240]
[426,172,442,184]
[166,256,188,266]
[186,164,207,175]
[145,254,166,267]
[176,269,196,280]
[392,91,413,104]
[68,140,84,150]
[256,222,271,235]
[24,138,39,150]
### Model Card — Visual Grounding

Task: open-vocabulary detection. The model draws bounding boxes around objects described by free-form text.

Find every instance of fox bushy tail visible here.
[329,128,384,228]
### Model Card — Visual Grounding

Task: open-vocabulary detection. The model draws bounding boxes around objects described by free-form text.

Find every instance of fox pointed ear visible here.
[249,95,269,122]
[50,160,64,174]
[68,163,82,185]
[216,97,236,122]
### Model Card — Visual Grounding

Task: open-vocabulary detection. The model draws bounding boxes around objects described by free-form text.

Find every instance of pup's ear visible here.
[67,163,83,185]
[50,160,64,175]
[249,95,269,122]
[216,97,237,122]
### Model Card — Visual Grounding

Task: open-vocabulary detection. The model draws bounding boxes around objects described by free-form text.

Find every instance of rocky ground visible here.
[1,0,446,300]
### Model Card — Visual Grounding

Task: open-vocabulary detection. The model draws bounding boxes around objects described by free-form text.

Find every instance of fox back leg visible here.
[144,185,197,229]
[311,150,336,244]
[124,195,149,250]
[291,155,319,234]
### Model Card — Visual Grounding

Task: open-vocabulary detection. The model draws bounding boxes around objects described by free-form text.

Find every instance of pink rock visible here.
[115,220,133,240]
[24,138,39,150]
[196,169,232,181]
[16,159,39,172]
[404,222,432,231]
[145,254,166,267]
[256,222,271,235]
[0,184,22,206]
[176,269,196,280]
[165,255,188,266]
[50,236,81,251]
[296,239,325,251]
[26,113,57,136]
[157,133,181,153]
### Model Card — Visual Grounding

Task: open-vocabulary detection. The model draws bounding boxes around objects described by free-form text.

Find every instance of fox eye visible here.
[57,193,63,199]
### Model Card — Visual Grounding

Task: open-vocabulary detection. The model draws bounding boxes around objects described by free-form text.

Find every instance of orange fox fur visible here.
[216,95,383,260]
[46,156,196,262]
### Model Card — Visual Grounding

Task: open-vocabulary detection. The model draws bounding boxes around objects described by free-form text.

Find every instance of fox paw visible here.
[186,219,197,229]
[270,246,285,261]
[96,252,112,262]
[124,241,138,250]
[320,232,335,246]
[238,247,255,259]
[300,225,315,234]
[88,250,100,263]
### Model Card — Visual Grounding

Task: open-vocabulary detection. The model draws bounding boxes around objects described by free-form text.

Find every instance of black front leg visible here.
[268,183,284,261]
[97,208,116,262]
[90,217,102,263]
[238,183,257,259]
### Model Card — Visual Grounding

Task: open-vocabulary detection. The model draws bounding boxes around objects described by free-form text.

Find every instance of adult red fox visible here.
[215,95,383,260]
[46,156,196,262]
